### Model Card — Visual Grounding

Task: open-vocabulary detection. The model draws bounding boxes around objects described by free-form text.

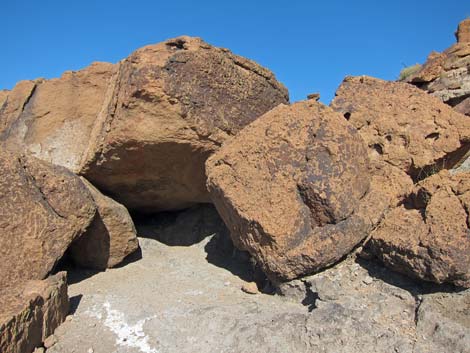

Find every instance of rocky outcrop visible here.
[79,36,288,213]
[456,18,470,43]
[331,76,470,179]
[0,272,69,353]
[0,150,96,287]
[0,37,288,213]
[69,178,139,269]
[404,20,470,116]
[0,63,116,171]
[367,170,470,287]
[207,100,374,282]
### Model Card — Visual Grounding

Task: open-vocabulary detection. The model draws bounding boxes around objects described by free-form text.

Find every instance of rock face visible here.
[404,20,470,116]
[0,150,96,287]
[69,178,139,269]
[207,100,373,282]
[456,18,470,43]
[367,171,470,287]
[0,62,116,172]
[0,272,69,353]
[331,76,470,179]
[79,36,289,212]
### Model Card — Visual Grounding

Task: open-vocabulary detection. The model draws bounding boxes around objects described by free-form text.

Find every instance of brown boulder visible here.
[206,100,373,281]
[367,171,470,287]
[0,63,116,172]
[331,76,470,179]
[0,272,69,353]
[79,36,289,212]
[69,178,139,269]
[456,18,470,43]
[0,150,96,287]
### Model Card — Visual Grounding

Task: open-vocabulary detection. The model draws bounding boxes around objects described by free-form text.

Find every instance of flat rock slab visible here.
[47,232,470,353]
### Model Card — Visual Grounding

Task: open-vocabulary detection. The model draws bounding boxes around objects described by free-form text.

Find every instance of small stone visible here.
[363,276,374,285]
[307,92,320,101]
[44,334,57,349]
[241,282,259,295]
[33,348,45,353]
[66,315,73,321]
[87,348,94,353]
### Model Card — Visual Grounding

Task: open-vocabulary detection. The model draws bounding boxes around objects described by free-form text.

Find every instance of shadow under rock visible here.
[355,256,466,296]
[68,294,83,315]
[133,203,223,246]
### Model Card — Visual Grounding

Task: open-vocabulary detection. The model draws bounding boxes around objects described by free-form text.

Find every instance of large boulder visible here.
[367,170,470,287]
[206,100,373,282]
[456,18,470,44]
[78,36,288,212]
[0,62,116,171]
[69,178,139,269]
[0,272,69,353]
[331,76,470,180]
[0,150,96,287]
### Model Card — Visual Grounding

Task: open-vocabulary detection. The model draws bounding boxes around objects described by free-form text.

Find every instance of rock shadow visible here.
[355,256,466,296]
[69,294,83,315]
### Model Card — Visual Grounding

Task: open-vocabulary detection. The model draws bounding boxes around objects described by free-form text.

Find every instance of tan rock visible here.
[0,62,116,172]
[331,76,470,179]
[80,36,289,213]
[43,334,57,349]
[69,178,139,269]
[367,171,470,287]
[207,100,373,281]
[0,272,69,353]
[456,18,470,43]
[241,282,259,295]
[0,150,96,287]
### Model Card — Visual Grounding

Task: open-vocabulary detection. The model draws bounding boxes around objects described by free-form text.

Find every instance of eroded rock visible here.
[367,170,470,287]
[80,36,289,212]
[207,100,373,281]
[331,76,470,179]
[0,150,96,287]
[69,178,139,269]
[0,63,116,172]
[0,272,69,353]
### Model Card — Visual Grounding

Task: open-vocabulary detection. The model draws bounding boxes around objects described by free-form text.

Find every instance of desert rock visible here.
[0,272,69,353]
[367,170,470,287]
[0,62,116,171]
[207,100,373,281]
[0,150,96,287]
[331,76,470,179]
[80,36,289,212]
[456,18,470,43]
[69,178,139,269]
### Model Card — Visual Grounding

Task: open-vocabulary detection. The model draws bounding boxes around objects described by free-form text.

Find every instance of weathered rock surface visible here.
[331,75,470,179]
[79,36,289,213]
[367,170,470,287]
[0,272,69,353]
[69,178,139,270]
[456,18,470,43]
[207,100,374,281]
[0,150,96,287]
[0,62,116,171]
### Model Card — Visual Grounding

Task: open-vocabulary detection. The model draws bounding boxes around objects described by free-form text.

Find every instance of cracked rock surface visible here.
[47,207,470,353]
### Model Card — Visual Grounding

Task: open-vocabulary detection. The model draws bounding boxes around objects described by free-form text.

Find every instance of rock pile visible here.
[0,24,469,352]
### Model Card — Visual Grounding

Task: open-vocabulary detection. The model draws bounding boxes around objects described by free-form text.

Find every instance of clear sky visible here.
[1,1,469,103]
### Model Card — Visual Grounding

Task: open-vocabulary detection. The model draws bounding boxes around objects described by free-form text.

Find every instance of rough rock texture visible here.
[80,36,289,212]
[0,63,116,171]
[456,18,470,43]
[0,272,69,353]
[69,178,139,269]
[207,100,374,282]
[0,150,96,287]
[367,170,470,287]
[331,76,470,179]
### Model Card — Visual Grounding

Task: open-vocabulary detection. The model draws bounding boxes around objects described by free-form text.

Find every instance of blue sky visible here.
[1,1,468,103]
